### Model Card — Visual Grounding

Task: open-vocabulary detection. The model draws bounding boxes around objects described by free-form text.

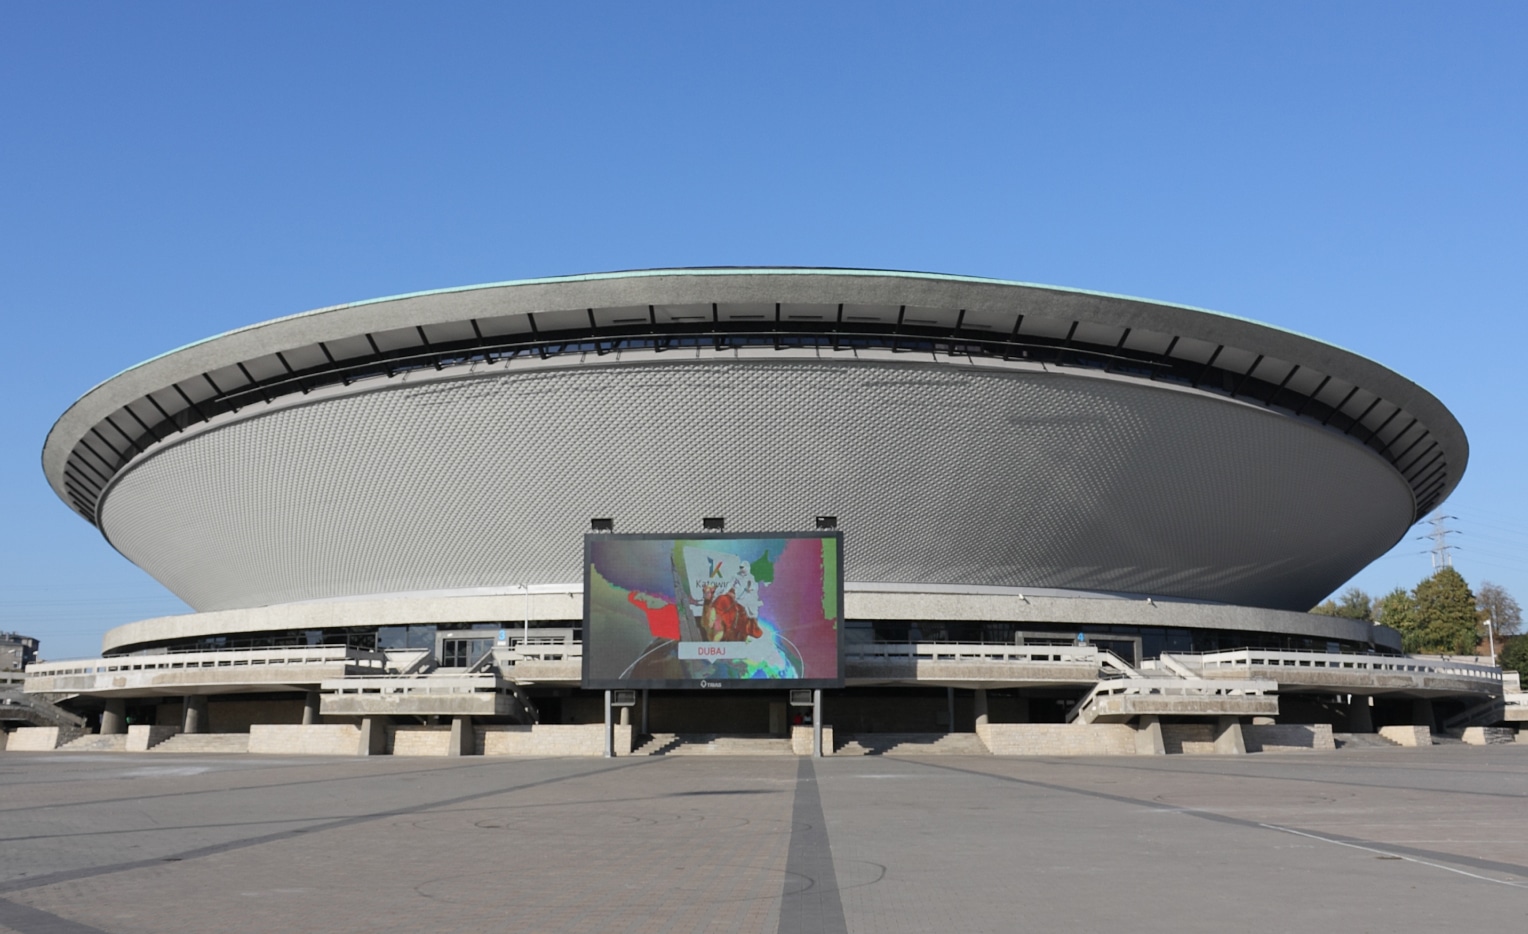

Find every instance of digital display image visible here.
[582,533,843,689]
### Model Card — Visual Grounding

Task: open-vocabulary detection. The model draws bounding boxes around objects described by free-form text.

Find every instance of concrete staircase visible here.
[151,733,251,754]
[59,733,130,752]
[1331,732,1401,749]
[834,732,991,756]
[630,733,795,756]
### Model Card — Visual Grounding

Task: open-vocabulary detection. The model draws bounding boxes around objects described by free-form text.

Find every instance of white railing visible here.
[1066,676,1276,723]
[846,642,1102,664]
[1170,649,1502,683]
[24,645,388,679]
[322,674,513,695]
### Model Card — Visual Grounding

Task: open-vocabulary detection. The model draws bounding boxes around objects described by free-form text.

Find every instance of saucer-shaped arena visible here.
[45,268,1465,670]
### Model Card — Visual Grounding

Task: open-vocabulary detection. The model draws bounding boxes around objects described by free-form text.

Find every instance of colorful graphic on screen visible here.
[582,533,843,689]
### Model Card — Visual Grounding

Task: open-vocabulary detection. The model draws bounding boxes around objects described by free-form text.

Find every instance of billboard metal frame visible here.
[581,530,845,690]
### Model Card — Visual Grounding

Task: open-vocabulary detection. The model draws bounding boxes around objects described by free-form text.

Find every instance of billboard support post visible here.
[813,689,822,758]
[603,690,613,758]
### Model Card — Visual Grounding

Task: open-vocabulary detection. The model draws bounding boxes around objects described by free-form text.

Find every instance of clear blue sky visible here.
[3,2,1524,659]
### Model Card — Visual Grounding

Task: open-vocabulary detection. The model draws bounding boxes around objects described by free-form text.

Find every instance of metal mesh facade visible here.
[98,353,1411,613]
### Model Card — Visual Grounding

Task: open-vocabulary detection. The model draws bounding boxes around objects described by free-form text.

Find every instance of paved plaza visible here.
[2,748,1528,933]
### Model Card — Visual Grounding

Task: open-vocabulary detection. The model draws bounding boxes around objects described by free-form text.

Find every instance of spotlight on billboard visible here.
[582,532,844,690]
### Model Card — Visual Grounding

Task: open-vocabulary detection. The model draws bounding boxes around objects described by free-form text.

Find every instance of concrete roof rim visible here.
[42,268,1468,511]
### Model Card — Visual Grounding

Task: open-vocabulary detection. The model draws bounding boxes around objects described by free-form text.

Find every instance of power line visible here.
[1416,514,1460,569]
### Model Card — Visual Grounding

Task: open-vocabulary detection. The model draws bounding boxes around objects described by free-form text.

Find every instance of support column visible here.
[1134,715,1165,755]
[604,690,614,758]
[101,699,127,735]
[946,687,955,733]
[641,689,649,735]
[448,716,473,756]
[358,716,388,756]
[1213,716,1246,755]
[182,695,208,734]
[1346,695,1373,733]
[974,688,989,731]
[619,706,630,726]
[812,689,823,758]
[303,691,321,725]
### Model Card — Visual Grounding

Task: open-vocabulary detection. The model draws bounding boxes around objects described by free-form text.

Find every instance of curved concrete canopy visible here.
[47,269,1466,527]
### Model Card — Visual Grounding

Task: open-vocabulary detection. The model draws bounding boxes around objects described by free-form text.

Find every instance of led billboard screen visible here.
[582,532,844,689]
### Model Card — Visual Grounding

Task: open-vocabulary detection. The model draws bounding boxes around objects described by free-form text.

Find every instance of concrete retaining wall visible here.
[392,726,453,756]
[1459,726,1516,745]
[4,726,85,751]
[1244,723,1335,752]
[479,724,632,756]
[126,725,181,751]
[1379,725,1433,747]
[248,724,361,755]
[978,723,1137,756]
[1162,723,1215,754]
[791,725,835,756]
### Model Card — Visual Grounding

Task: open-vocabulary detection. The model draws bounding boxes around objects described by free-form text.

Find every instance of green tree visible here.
[1477,581,1523,638]
[1373,586,1418,642]
[1499,635,1528,681]
[1409,567,1479,655]
[1311,587,1372,620]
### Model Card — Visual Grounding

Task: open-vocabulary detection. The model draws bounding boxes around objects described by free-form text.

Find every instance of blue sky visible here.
[3,2,1524,659]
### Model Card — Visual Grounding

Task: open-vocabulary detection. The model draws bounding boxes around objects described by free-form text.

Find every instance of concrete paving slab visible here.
[1,747,1527,932]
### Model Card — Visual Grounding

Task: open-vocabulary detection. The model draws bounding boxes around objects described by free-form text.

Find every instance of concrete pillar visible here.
[604,690,614,758]
[100,699,127,735]
[1134,715,1165,755]
[182,696,208,734]
[946,687,956,733]
[1214,716,1246,755]
[302,691,321,725]
[812,689,823,758]
[448,716,473,756]
[1346,695,1373,733]
[641,690,649,734]
[974,688,989,731]
[358,716,388,756]
[619,706,630,727]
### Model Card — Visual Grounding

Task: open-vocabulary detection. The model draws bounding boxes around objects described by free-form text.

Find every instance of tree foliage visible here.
[1499,635,1528,681]
[1477,581,1523,638]
[1406,567,1479,655]
[1311,587,1372,621]
[1373,587,1417,634]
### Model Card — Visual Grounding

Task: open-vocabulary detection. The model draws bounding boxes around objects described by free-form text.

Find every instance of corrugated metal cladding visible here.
[97,355,1411,614]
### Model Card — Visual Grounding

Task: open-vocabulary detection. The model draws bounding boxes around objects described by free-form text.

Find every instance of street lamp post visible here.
[1485,617,1496,661]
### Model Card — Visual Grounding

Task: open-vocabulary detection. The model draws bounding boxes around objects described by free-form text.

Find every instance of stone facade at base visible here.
[248,724,362,755]
[479,724,632,756]
[1243,723,1335,752]
[1458,726,1516,745]
[790,725,834,756]
[1378,725,1433,746]
[4,726,86,751]
[125,725,181,751]
[977,722,1138,756]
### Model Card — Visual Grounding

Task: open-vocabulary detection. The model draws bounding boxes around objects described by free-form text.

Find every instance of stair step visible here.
[59,734,129,752]
[1332,732,1402,749]
[833,732,990,756]
[630,733,794,756]
[150,733,250,754]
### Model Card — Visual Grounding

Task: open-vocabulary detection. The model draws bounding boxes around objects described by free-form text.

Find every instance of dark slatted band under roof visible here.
[44,269,1466,529]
